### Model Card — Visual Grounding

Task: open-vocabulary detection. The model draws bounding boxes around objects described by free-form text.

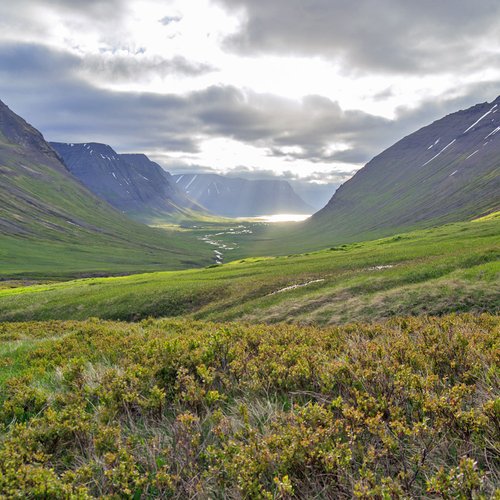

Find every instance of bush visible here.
[0,314,498,498]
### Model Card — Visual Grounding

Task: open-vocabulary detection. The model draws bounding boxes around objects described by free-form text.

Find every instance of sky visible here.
[0,0,499,201]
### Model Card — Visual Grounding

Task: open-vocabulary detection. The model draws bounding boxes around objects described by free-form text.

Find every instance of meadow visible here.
[0,213,498,498]
[0,231,214,282]
[0,214,498,324]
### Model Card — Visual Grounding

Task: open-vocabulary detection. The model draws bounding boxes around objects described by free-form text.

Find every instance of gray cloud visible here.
[0,0,131,40]
[81,53,216,83]
[373,87,394,101]
[0,44,201,152]
[0,0,214,84]
[0,43,498,173]
[159,15,182,26]
[0,0,215,92]
[214,0,500,75]
[0,43,388,162]
[225,166,352,185]
[1,0,129,20]
[191,89,393,163]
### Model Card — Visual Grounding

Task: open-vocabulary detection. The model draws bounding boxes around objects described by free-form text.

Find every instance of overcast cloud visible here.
[215,0,500,74]
[0,0,498,187]
[0,44,390,160]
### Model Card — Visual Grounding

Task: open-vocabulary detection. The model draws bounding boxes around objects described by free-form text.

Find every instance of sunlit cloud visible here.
[0,0,499,186]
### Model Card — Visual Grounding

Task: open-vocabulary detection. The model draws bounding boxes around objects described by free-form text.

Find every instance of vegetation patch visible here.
[0,216,497,325]
[0,314,498,498]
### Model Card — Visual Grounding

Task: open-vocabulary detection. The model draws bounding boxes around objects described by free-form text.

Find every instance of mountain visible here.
[306,95,500,242]
[50,143,204,221]
[0,100,210,278]
[289,180,338,211]
[172,173,313,217]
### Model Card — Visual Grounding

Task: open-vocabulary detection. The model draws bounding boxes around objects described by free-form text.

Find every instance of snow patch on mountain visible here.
[463,104,498,133]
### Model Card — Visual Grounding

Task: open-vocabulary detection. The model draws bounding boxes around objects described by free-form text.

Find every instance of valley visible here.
[0,213,497,323]
[0,86,498,498]
[0,101,215,279]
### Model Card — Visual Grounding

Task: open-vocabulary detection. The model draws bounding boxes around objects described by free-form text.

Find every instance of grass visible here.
[0,314,498,497]
[0,215,498,323]
[0,230,213,281]
[211,208,500,259]
[0,129,215,279]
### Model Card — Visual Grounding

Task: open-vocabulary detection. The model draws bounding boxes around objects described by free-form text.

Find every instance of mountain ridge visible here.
[172,172,313,216]
[309,95,500,237]
[0,100,211,277]
[51,142,205,221]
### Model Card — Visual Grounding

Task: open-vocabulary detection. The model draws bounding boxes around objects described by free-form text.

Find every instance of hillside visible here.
[0,100,211,278]
[51,143,205,222]
[228,96,500,257]
[172,173,313,216]
[309,96,500,239]
[1,213,497,323]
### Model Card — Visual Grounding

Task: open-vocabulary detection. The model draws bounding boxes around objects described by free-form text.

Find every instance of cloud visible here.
[191,88,393,164]
[80,53,216,83]
[0,43,498,175]
[0,0,215,85]
[0,43,387,162]
[0,0,131,41]
[1,0,130,23]
[159,15,182,26]
[0,44,200,152]
[224,166,353,185]
[214,0,500,75]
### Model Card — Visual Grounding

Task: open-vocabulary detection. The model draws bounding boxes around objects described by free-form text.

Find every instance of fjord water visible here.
[240,213,312,222]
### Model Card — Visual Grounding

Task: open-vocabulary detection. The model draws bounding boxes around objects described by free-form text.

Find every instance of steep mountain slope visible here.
[172,173,313,216]
[218,96,500,258]
[0,100,211,278]
[51,143,204,221]
[308,96,500,240]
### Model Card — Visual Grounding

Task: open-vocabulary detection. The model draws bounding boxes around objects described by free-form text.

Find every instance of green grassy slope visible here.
[308,97,500,239]
[239,98,500,257]
[0,101,212,278]
[0,314,498,497]
[1,214,498,323]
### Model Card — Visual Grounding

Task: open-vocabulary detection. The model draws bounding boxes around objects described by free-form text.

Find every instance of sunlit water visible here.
[238,213,312,223]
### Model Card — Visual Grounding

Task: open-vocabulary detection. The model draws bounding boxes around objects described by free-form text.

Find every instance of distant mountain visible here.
[172,173,313,217]
[51,143,204,221]
[0,100,210,277]
[307,95,500,241]
[289,180,338,211]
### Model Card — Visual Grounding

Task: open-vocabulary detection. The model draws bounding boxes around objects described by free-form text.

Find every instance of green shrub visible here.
[0,314,498,497]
